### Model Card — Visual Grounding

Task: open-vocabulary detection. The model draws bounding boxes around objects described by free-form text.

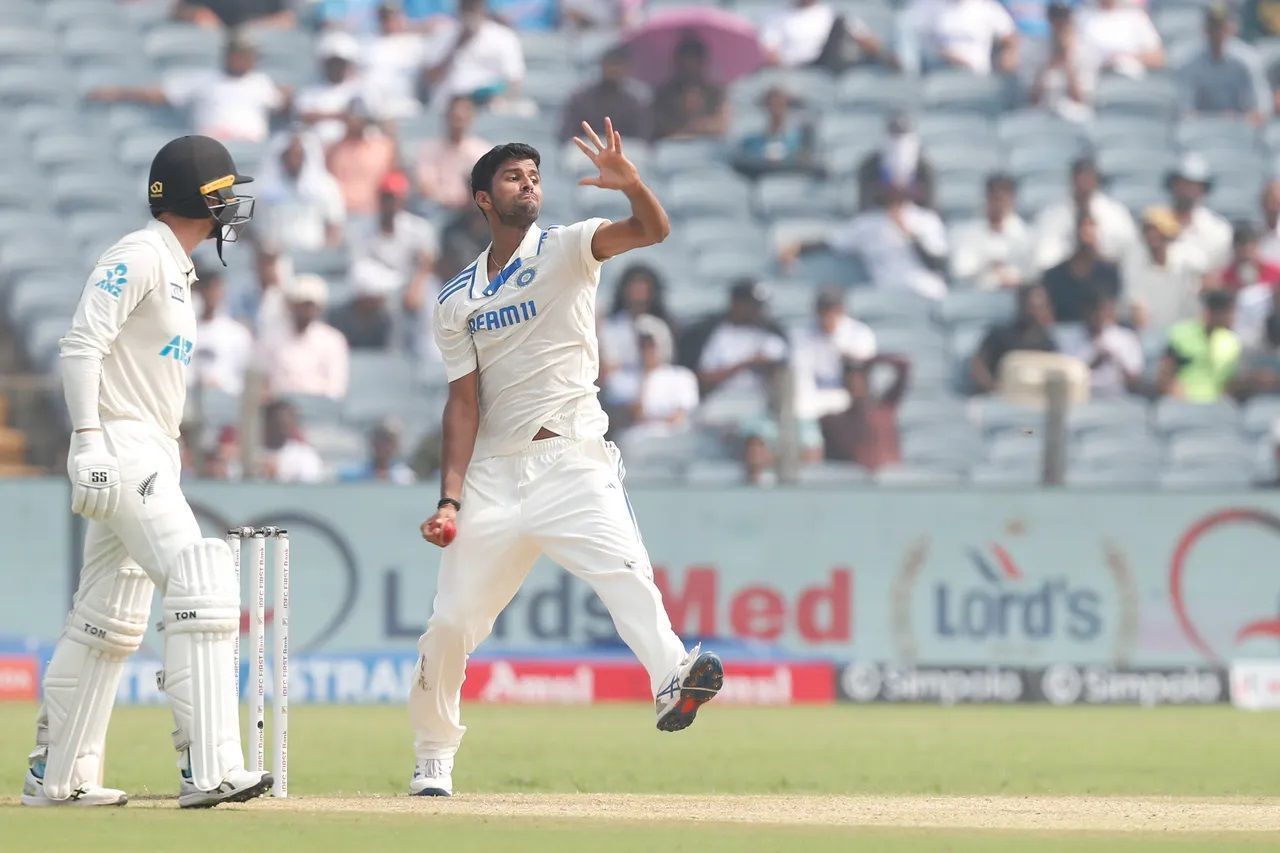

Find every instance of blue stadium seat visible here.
[1158,465,1255,489]
[666,174,753,220]
[936,289,1015,328]
[1073,433,1163,468]
[0,29,59,60]
[144,24,222,69]
[1177,116,1261,151]
[1093,115,1175,151]
[796,462,869,485]
[873,462,966,485]
[1094,74,1180,119]
[985,431,1042,464]
[835,72,920,113]
[930,145,1001,173]
[897,396,968,433]
[1066,399,1150,439]
[755,175,836,220]
[692,250,768,286]
[0,68,75,108]
[901,425,982,466]
[730,67,836,110]
[47,0,134,30]
[996,109,1087,149]
[187,387,240,430]
[1242,396,1280,437]
[1107,178,1164,215]
[814,111,885,149]
[26,316,71,371]
[653,140,725,176]
[922,71,1007,115]
[969,459,1040,486]
[848,288,934,325]
[1064,463,1159,487]
[31,133,112,170]
[1152,398,1241,436]
[684,459,746,486]
[970,398,1042,436]
[1096,147,1178,182]
[1167,433,1255,468]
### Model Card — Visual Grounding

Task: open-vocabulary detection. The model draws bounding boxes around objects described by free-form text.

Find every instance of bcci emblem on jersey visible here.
[516,267,537,287]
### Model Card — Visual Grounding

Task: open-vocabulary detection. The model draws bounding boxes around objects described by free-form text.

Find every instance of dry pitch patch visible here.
[97,794,1280,833]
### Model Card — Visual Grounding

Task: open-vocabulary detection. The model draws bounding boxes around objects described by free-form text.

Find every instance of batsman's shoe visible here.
[21,762,127,807]
[409,758,453,797]
[178,766,273,809]
[655,644,724,733]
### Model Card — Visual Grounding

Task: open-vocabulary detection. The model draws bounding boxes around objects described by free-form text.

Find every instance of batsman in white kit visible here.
[410,120,723,796]
[21,136,272,808]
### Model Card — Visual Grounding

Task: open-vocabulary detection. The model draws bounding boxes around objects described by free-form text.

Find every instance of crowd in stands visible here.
[14,0,1280,487]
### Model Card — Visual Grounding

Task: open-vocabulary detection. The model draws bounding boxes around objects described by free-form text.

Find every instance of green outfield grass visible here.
[2,703,1279,851]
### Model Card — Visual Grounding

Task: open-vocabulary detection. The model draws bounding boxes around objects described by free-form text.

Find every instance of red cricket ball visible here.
[440,519,457,546]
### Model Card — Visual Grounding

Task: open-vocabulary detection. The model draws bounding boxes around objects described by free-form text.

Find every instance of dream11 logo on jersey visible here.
[1171,508,1280,663]
[890,526,1139,664]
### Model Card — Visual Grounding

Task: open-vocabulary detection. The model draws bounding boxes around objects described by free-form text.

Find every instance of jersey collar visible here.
[146,220,197,281]
[474,223,541,299]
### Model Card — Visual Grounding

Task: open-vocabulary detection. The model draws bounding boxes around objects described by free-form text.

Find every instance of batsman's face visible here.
[486,159,541,227]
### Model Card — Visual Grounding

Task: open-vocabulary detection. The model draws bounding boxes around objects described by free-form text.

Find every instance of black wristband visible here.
[437,498,461,512]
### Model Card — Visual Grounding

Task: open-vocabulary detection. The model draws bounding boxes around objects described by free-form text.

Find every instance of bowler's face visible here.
[486,159,542,225]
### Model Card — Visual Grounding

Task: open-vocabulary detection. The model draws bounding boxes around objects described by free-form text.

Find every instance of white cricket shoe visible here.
[21,761,127,807]
[409,757,453,797]
[655,644,724,733]
[178,766,273,809]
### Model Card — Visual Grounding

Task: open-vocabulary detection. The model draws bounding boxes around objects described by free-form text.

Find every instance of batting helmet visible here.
[148,135,255,262]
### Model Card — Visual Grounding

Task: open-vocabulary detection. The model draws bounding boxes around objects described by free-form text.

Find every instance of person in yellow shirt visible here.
[1158,289,1241,402]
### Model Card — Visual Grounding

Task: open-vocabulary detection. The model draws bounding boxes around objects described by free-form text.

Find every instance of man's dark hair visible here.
[986,172,1016,193]
[1070,156,1097,177]
[1233,220,1259,246]
[470,143,541,198]
[1204,289,1235,312]
[675,33,708,59]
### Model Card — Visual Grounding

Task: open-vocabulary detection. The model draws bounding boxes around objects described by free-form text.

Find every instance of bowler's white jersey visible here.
[60,220,198,439]
[433,219,610,459]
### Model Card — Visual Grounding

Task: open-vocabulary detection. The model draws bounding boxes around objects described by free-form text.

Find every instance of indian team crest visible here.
[516,267,537,287]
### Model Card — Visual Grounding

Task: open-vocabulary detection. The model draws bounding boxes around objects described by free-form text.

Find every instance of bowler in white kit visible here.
[21,136,271,808]
[410,120,723,796]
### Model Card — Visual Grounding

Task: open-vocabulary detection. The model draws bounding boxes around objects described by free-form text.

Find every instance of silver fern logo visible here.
[137,472,157,503]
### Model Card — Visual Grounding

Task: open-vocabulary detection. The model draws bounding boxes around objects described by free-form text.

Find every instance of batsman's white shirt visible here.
[61,220,198,440]
[433,219,610,459]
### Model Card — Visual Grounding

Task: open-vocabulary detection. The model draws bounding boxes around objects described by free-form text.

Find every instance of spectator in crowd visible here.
[362,171,438,332]
[600,264,671,395]
[857,113,935,210]
[255,130,347,252]
[200,424,242,481]
[1158,289,1241,402]
[1043,210,1121,324]
[1060,289,1144,398]
[1122,206,1209,332]
[760,0,883,70]
[1232,312,1280,398]
[819,355,910,471]
[172,0,295,29]
[326,101,398,221]
[88,33,288,143]
[421,0,525,109]
[1259,179,1280,264]
[1181,4,1267,123]
[784,181,949,300]
[792,289,878,420]
[339,419,416,483]
[259,274,351,400]
[698,280,789,404]
[560,46,652,143]
[296,31,366,146]
[1033,156,1137,270]
[741,429,778,488]
[190,266,253,395]
[1167,154,1233,270]
[438,209,492,281]
[900,0,1019,76]
[652,34,729,140]
[969,282,1057,393]
[1075,0,1163,78]
[330,258,398,349]
[1244,0,1280,40]
[1218,222,1280,292]
[732,86,818,179]
[244,243,294,338]
[618,315,700,440]
[415,96,492,212]
[949,173,1033,290]
[1029,2,1095,123]
[260,400,325,483]
[362,1,427,120]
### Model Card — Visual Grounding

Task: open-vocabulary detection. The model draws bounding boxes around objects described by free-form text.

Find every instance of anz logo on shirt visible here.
[158,335,194,366]
[468,299,537,334]
[95,263,128,298]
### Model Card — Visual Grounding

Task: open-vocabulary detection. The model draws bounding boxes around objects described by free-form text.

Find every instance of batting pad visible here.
[163,538,242,791]
[42,564,153,799]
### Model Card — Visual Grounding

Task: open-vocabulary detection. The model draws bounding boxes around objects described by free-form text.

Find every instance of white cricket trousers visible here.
[409,436,687,760]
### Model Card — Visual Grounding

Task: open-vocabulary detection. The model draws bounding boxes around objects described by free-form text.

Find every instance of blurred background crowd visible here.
[4,0,1280,488]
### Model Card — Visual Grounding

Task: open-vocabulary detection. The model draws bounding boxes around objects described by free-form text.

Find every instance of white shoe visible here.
[409,757,453,797]
[20,764,127,807]
[655,644,723,733]
[178,767,273,809]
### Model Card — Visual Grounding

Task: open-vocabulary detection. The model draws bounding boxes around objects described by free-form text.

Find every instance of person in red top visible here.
[1217,222,1280,291]
[818,354,910,471]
